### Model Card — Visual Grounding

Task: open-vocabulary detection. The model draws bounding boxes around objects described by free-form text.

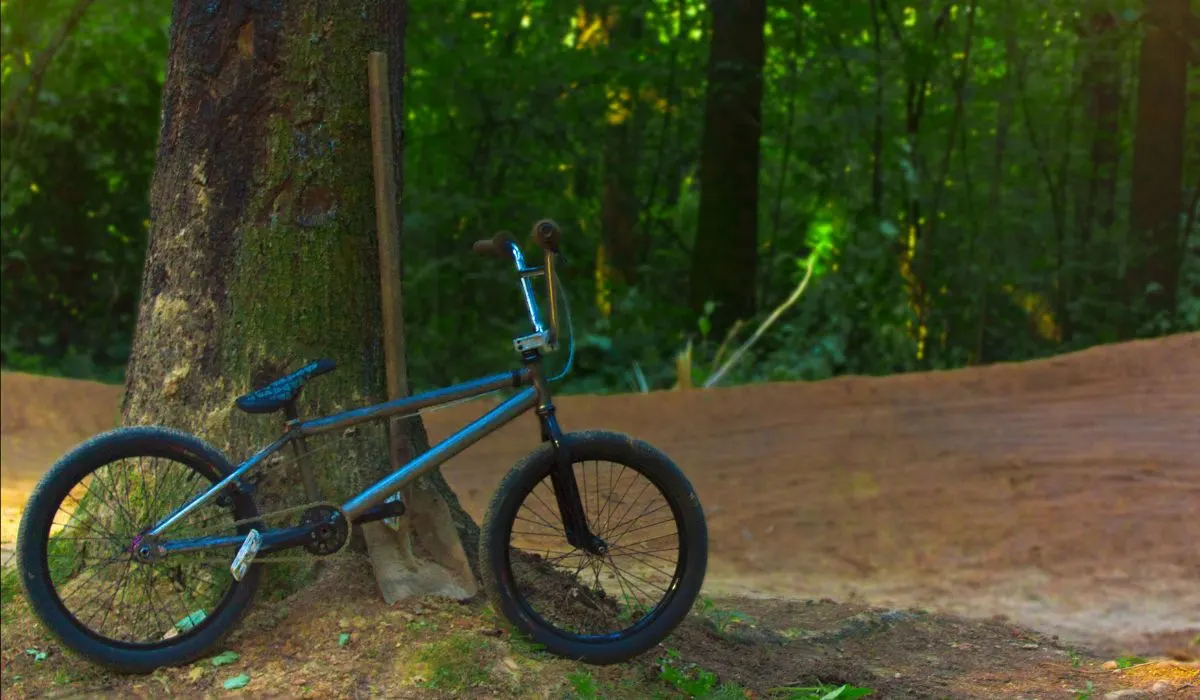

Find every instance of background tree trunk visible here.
[598,3,646,288]
[122,0,478,598]
[1124,0,1191,330]
[688,0,767,335]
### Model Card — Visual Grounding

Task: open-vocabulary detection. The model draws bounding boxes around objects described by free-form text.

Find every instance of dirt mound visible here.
[0,372,122,547]
[2,333,1197,657]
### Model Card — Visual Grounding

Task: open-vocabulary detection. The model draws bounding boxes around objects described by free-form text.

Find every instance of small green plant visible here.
[768,684,873,700]
[1067,648,1082,668]
[1114,655,1148,669]
[657,648,745,699]
[696,597,752,635]
[566,669,601,699]
[1072,680,1095,699]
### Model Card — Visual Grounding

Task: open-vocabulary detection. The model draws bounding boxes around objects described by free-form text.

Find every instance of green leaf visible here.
[821,684,873,700]
[1114,656,1147,669]
[878,220,899,240]
[338,633,351,647]
[210,651,239,667]
[175,609,207,632]
[223,674,251,690]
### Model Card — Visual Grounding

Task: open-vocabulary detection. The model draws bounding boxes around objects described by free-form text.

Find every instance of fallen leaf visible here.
[175,610,207,633]
[223,674,251,690]
[187,667,204,682]
[210,651,240,667]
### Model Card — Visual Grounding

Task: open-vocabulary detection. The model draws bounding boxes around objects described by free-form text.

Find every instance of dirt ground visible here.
[2,333,1198,665]
[3,556,1197,699]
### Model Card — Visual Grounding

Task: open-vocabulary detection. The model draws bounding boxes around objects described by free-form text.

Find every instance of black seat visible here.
[234,359,336,414]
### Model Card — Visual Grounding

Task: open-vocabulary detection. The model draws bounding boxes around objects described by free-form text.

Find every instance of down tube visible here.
[340,386,539,520]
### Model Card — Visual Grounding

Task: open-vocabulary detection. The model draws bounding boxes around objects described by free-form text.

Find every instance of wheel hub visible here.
[130,534,162,562]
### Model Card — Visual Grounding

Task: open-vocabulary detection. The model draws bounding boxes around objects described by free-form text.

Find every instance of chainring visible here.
[297,504,350,556]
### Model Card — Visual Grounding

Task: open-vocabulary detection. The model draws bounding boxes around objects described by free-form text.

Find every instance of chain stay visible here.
[181,500,357,565]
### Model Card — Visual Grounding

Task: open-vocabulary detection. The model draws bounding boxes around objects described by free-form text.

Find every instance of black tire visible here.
[480,430,707,665]
[15,426,263,673]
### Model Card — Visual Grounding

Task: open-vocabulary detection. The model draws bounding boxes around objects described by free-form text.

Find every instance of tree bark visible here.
[1125,0,1191,328]
[688,0,767,334]
[123,0,478,598]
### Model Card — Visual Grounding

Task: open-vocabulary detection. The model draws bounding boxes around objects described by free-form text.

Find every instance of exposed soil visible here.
[3,556,1197,699]
[3,333,1199,667]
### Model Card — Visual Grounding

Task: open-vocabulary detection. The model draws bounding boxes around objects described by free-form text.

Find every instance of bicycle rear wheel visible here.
[479,430,708,664]
[15,426,263,673]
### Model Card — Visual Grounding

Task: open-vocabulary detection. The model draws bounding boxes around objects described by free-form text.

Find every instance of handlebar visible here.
[472,219,564,353]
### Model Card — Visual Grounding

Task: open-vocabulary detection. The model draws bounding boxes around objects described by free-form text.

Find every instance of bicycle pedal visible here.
[230,529,262,581]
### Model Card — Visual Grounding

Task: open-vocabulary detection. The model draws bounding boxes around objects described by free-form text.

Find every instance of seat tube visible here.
[284,400,321,502]
[526,353,595,552]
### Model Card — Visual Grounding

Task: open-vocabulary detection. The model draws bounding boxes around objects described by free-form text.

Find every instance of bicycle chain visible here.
[180,500,360,566]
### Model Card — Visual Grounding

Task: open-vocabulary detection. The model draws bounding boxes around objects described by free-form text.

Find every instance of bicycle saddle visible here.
[234,358,336,414]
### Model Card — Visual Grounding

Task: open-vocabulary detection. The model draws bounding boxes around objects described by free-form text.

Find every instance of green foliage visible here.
[1,0,1196,388]
[769,684,874,700]
[1,0,167,381]
[696,597,752,635]
[1113,655,1148,668]
[566,669,601,700]
[656,648,746,699]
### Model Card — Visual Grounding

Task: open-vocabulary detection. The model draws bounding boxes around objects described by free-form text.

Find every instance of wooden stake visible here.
[367,51,409,470]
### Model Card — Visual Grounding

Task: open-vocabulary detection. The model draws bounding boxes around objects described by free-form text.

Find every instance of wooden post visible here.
[365,51,476,604]
[367,51,410,472]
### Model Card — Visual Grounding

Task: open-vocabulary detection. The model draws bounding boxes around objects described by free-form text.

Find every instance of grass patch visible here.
[1,566,21,612]
[414,633,492,692]
[566,669,601,699]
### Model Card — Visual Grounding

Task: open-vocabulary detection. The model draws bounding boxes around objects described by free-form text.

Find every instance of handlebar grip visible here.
[531,219,561,253]
[472,231,517,259]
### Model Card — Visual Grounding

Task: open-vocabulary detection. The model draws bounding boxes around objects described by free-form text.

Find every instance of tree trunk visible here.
[598,4,646,288]
[122,0,478,599]
[688,0,767,334]
[1125,0,1191,329]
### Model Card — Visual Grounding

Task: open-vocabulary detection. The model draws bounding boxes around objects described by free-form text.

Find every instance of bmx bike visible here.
[15,219,708,672]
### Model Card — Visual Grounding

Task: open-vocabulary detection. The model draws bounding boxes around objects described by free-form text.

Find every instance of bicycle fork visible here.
[536,406,607,556]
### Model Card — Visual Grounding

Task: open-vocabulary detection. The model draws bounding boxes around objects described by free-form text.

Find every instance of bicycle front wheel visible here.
[480,430,708,664]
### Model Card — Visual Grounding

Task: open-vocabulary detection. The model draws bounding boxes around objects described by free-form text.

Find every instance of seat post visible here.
[283,400,321,502]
